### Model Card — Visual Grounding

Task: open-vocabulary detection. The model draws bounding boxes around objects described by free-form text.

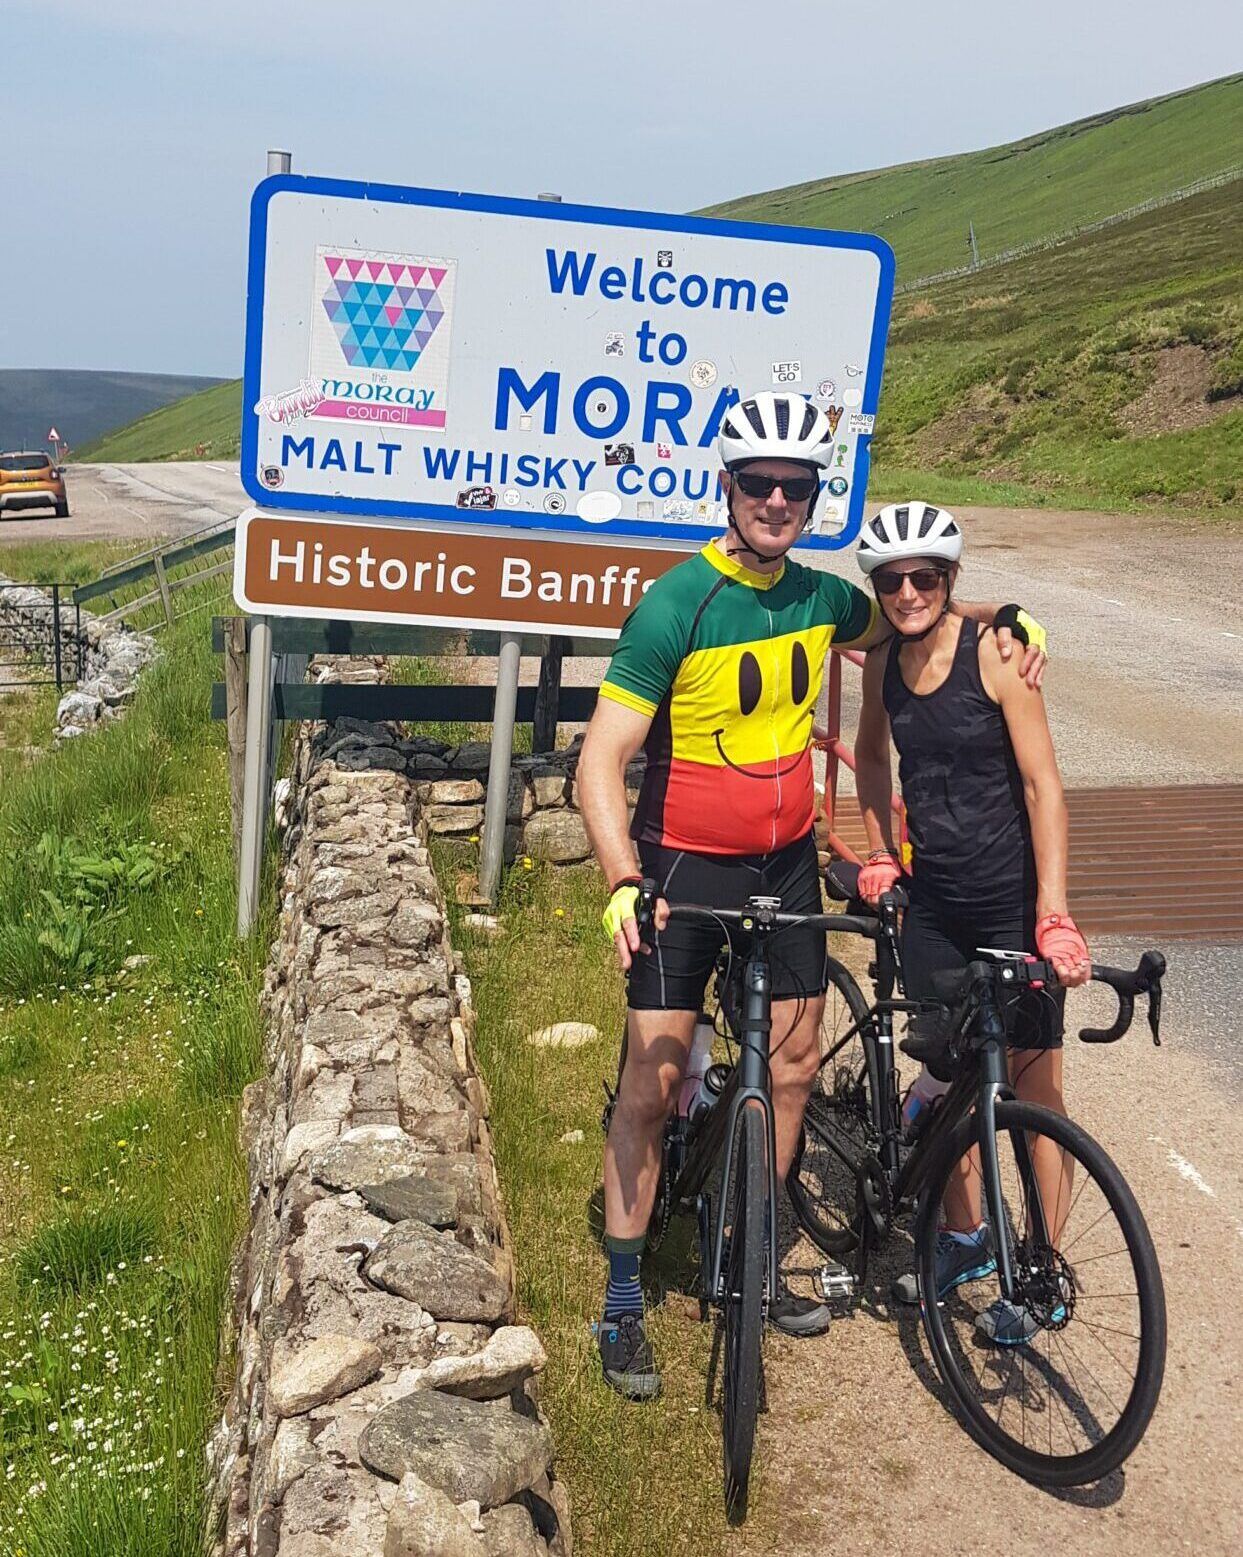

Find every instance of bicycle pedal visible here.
[816,1260,857,1307]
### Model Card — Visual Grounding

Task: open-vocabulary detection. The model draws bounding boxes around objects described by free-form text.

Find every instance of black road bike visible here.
[789,860,1168,1486]
[604,883,856,1523]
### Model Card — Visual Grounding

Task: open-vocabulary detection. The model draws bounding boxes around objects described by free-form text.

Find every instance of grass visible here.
[0,543,268,1552]
[869,181,1243,516]
[430,842,749,1557]
[705,73,1243,279]
[73,380,243,465]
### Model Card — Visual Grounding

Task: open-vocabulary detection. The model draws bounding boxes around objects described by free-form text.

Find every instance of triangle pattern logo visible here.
[321,253,449,370]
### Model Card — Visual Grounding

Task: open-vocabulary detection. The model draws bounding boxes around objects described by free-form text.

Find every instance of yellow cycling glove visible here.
[994,603,1047,655]
[602,881,641,941]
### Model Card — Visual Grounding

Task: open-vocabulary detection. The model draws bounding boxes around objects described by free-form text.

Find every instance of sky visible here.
[2,0,1238,377]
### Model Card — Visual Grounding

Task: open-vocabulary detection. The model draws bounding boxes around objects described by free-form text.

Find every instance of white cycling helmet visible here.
[856,501,963,576]
[718,392,835,471]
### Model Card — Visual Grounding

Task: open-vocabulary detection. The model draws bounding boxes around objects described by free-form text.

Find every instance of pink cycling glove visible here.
[858,855,903,904]
[1035,912,1090,983]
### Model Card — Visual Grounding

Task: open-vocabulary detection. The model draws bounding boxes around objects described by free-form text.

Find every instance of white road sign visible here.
[243,176,894,550]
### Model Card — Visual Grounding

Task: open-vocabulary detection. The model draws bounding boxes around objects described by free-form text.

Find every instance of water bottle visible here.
[902,1065,950,1142]
[678,1013,717,1117]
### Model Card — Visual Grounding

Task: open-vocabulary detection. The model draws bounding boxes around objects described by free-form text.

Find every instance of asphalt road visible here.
[0,460,243,549]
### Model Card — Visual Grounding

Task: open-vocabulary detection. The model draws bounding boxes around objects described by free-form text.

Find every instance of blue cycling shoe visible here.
[892,1224,997,1306]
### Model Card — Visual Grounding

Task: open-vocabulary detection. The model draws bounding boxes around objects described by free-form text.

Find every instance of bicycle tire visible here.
[786,956,877,1254]
[723,1101,767,1524]
[916,1099,1166,1486]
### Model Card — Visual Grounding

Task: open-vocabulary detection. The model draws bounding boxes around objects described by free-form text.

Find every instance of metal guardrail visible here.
[74,519,238,627]
[895,164,1243,295]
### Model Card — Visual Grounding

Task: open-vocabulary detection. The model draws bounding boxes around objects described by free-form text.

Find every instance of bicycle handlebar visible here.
[956,951,1166,1047]
[634,879,878,942]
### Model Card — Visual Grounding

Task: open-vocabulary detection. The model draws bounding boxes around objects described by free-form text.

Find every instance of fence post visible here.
[478,634,522,905]
[532,636,566,755]
[224,617,249,868]
[51,584,63,692]
[237,616,273,936]
[152,553,174,626]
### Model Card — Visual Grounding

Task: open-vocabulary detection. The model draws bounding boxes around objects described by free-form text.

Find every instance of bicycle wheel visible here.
[915,1099,1166,1486]
[786,956,876,1253]
[722,1101,767,1524]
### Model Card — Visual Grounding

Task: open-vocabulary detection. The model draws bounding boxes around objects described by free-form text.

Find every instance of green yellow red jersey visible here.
[598,542,876,855]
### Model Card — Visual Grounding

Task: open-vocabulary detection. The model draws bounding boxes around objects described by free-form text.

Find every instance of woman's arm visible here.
[854,647,898,856]
[980,633,1089,985]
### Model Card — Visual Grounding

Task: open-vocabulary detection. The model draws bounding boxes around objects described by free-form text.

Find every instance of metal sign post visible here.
[478,633,522,903]
[237,615,274,936]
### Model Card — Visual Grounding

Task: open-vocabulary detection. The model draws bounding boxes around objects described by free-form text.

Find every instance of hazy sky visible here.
[3,1,1238,376]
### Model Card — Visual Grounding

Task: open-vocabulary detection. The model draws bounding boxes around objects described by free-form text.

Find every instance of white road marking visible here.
[1151,1134,1243,1239]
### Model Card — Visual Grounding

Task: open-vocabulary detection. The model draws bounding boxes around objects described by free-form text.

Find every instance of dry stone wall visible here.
[0,574,157,740]
[209,659,571,1557]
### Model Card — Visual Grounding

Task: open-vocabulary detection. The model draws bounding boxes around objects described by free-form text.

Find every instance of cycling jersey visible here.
[599,543,876,855]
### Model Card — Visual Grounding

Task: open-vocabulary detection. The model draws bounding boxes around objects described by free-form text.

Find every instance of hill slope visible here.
[870,179,1242,513]
[0,369,227,455]
[705,74,1243,280]
[73,379,243,463]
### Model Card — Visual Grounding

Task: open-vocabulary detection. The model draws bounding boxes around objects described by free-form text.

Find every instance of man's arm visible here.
[578,698,650,892]
[838,583,1046,688]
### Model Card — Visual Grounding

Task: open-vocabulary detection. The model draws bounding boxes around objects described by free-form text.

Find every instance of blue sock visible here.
[603,1236,645,1319]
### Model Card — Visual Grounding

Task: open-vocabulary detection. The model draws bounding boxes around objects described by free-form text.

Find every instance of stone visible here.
[409,754,449,778]
[269,1416,319,1502]
[358,1174,459,1228]
[426,803,485,835]
[482,1503,548,1557]
[462,913,501,936]
[449,741,492,772]
[269,1333,383,1415]
[525,1022,599,1050]
[56,690,103,726]
[390,899,443,949]
[428,778,486,805]
[309,1125,425,1192]
[521,810,591,864]
[530,773,567,808]
[280,1119,341,1180]
[364,1219,510,1322]
[416,1325,547,1400]
[558,1129,584,1145]
[359,1390,553,1506]
[337,745,408,772]
[385,1472,481,1557]
[280,1463,388,1551]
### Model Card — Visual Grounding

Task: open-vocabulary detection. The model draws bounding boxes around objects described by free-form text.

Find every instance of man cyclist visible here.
[577,391,1045,1399]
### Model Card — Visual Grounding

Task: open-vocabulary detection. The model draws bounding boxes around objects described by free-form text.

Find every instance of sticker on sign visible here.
[242,177,894,551]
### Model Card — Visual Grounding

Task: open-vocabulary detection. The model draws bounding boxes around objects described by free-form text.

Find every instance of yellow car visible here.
[0,451,69,518]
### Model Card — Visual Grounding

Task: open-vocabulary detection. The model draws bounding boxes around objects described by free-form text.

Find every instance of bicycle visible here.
[788,859,1168,1486]
[603,880,852,1524]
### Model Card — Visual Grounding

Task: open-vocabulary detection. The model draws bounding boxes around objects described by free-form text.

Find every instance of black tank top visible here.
[883,622,1035,917]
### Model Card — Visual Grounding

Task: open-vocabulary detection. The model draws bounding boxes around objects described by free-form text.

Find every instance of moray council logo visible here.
[309,245,456,430]
[320,253,449,371]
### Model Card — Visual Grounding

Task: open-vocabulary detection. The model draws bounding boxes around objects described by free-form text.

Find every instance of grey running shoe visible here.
[594,1313,661,1400]
[975,1297,1066,1347]
[768,1286,832,1337]
[891,1225,997,1306]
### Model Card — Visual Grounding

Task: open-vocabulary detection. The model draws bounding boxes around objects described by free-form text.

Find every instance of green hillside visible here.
[73,378,242,463]
[706,74,1243,281]
[870,179,1242,514]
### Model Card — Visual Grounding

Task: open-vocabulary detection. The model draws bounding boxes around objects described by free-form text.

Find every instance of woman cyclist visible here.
[850,502,1091,1345]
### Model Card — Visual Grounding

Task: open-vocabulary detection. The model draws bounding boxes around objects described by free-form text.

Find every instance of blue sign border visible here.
[243,175,895,551]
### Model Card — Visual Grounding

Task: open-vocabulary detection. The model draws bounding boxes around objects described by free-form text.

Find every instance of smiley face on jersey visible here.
[669,625,832,773]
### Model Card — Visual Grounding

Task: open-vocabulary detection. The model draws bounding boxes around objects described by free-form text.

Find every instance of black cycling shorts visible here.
[627,832,828,1012]
[901,893,1064,1051]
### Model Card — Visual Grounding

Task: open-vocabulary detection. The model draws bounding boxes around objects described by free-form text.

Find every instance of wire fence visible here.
[894,165,1243,295]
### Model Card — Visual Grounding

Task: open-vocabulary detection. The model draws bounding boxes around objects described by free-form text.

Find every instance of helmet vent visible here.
[741,400,766,439]
[917,505,941,537]
[774,399,790,438]
[894,505,910,541]
[799,402,818,440]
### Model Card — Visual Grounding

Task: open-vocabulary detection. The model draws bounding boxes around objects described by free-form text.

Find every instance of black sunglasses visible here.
[732,470,819,502]
[871,566,948,596]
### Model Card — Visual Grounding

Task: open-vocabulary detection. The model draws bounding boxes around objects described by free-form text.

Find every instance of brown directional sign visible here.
[233,508,694,638]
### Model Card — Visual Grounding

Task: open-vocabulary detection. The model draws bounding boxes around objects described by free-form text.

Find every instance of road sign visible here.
[48,427,61,442]
[243,176,894,550]
[234,508,693,637]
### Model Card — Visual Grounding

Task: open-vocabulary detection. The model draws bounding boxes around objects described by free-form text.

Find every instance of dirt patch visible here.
[910,382,1015,465]
[1117,343,1238,436]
